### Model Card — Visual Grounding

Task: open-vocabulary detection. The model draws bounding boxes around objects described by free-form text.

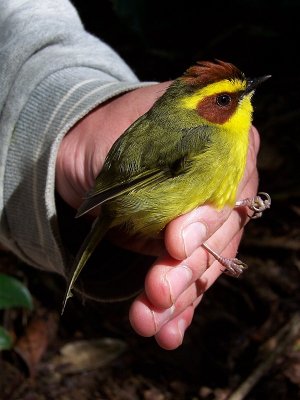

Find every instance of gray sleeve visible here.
[0,0,153,275]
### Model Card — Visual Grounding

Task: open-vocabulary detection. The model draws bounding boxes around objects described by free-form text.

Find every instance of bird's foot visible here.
[202,243,248,278]
[221,257,248,277]
[235,192,271,219]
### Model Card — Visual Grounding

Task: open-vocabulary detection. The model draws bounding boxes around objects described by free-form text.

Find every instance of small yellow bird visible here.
[62,60,270,311]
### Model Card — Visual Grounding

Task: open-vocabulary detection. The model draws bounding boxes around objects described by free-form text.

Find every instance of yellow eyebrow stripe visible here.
[180,79,247,110]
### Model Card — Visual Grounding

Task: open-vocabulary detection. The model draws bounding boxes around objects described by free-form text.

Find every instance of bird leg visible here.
[202,242,248,278]
[200,193,271,278]
[235,192,271,219]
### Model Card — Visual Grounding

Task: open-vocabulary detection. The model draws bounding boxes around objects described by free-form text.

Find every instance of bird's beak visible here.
[244,75,271,95]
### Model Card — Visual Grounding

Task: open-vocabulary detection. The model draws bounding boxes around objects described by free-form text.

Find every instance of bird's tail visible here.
[61,215,111,314]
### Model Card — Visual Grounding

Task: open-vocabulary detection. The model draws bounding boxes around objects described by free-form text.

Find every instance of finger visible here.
[250,125,260,157]
[144,245,210,309]
[130,219,244,339]
[154,303,195,350]
[146,202,248,310]
[129,292,173,337]
[164,205,231,260]
[156,230,244,351]
[129,285,202,339]
[236,125,260,196]
[129,232,242,341]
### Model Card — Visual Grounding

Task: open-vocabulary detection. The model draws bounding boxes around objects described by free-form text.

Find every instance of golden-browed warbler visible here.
[62,60,271,312]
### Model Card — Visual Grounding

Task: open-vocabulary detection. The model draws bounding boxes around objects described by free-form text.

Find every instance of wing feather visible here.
[76,168,168,217]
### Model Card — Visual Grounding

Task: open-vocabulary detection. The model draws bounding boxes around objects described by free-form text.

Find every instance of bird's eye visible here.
[216,93,231,107]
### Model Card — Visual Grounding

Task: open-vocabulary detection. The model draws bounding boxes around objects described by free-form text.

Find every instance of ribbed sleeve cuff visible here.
[3,67,154,274]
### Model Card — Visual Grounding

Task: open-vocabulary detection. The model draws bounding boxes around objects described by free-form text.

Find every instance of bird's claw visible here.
[221,257,248,278]
[202,243,248,278]
[236,192,271,219]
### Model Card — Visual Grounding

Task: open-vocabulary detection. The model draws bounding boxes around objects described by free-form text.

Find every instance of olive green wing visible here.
[77,120,212,217]
[76,167,168,217]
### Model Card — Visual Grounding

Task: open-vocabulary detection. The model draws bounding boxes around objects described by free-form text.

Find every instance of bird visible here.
[62,60,271,312]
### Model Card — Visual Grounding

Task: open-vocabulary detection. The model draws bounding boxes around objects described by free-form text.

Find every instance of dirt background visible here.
[1,1,300,399]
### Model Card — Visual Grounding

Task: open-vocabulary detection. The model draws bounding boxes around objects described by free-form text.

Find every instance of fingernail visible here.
[166,265,193,303]
[152,305,175,333]
[182,222,207,257]
[177,318,187,343]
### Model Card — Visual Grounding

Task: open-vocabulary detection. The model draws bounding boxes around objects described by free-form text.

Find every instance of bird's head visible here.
[166,60,270,133]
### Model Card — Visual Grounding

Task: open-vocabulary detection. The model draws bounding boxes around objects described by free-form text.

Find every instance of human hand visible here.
[56,83,260,350]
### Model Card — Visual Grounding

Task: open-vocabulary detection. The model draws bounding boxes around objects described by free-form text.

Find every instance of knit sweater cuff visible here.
[3,67,154,274]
